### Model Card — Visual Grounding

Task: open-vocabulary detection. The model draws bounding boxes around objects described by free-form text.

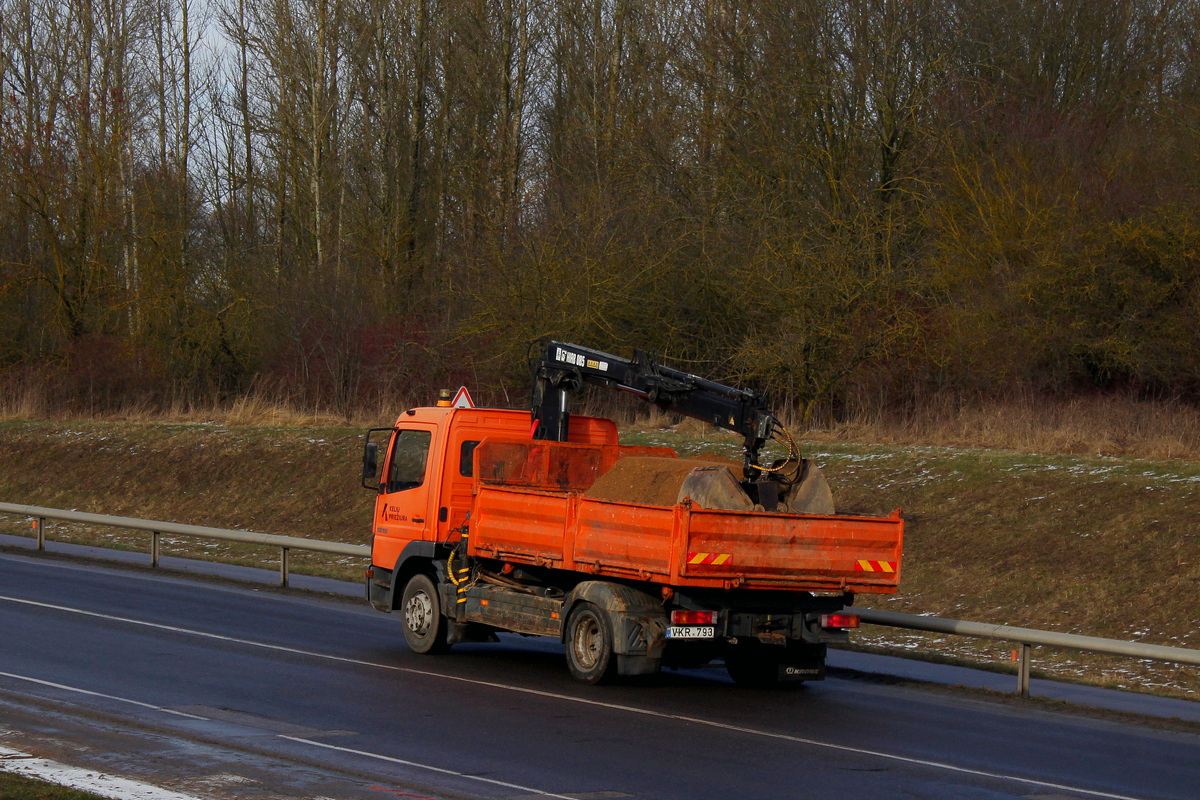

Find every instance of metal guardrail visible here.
[0,502,370,588]
[2,502,1197,699]
[850,606,1200,697]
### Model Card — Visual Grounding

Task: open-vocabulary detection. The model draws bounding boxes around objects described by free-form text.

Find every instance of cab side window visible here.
[459,441,480,477]
[388,430,432,492]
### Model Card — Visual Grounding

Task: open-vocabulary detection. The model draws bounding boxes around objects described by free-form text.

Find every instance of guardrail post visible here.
[280,546,289,587]
[1017,643,1032,698]
[35,517,46,551]
[151,531,160,568]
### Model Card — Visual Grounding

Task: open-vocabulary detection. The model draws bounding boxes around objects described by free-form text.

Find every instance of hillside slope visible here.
[0,421,369,579]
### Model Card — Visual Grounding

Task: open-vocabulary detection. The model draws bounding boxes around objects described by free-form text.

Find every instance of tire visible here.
[400,573,449,654]
[564,602,615,684]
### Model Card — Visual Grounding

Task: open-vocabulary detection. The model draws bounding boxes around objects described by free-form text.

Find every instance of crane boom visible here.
[530,340,781,482]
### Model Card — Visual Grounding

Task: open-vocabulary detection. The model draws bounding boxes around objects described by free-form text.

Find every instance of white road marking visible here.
[278,737,578,799]
[0,671,208,719]
[0,744,203,800]
[0,593,1146,800]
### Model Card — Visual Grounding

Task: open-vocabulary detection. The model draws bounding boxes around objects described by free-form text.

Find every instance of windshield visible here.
[388,429,432,492]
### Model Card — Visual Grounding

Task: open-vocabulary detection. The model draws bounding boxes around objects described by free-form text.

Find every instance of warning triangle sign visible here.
[451,386,475,408]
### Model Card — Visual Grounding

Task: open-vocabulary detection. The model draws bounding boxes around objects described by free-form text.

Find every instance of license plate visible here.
[666,625,715,639]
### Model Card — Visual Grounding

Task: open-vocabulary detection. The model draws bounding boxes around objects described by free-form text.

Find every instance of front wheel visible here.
[564,602,615,684]
[400,573,449,654]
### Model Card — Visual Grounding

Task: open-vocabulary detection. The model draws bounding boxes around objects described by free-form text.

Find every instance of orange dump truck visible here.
[362,342,903,685]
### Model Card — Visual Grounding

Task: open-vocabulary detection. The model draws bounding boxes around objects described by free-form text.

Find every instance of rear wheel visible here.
[725,642,782,688]
[400,573,449,654]
[565,602,615,684]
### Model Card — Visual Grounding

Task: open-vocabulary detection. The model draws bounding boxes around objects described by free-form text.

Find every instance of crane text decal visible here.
[555,347,609,372]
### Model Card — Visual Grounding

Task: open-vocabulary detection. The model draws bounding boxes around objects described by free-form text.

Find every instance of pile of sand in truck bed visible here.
[583,455,837,514]
[583,456,740,506]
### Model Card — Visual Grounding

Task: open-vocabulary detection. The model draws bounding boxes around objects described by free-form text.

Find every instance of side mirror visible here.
[362,428,393,490]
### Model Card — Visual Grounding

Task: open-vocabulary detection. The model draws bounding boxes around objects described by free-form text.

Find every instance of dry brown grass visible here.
[0,392,390,429]
[805,395,1200,461]
[612,394,1200,462]
[0,380,49,421]
[7,388,1200,462]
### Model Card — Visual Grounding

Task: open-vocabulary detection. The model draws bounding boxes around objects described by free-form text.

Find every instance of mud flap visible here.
[367,565,393,611]
[726,641,827,686]
[772,641,827,681]
[616,654,662,676]
[779,644,827,681]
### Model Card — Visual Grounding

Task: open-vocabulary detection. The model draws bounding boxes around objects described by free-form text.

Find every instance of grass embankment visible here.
[1,418,1198,699]
[0,772,106,800]
[0,420,370,581]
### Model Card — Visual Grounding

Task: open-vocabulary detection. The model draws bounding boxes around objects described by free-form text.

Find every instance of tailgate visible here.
[681,507,903,593]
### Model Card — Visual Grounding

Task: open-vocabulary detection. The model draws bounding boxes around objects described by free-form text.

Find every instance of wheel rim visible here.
[572,614,602,670]
[405,589,433,637]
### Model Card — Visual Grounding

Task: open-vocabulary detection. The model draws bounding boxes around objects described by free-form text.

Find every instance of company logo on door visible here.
[381,504,409,522]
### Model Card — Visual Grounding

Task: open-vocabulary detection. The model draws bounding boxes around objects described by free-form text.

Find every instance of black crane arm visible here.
[529,340,782,478]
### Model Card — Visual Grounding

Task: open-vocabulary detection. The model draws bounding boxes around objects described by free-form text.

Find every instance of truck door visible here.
[373,424,438,570]
[437,435,478,539]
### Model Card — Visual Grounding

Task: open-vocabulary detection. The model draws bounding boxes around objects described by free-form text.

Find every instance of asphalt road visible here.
[1,550,1198,800]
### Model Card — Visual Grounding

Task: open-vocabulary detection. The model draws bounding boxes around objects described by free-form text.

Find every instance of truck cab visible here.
[363,406,618,612]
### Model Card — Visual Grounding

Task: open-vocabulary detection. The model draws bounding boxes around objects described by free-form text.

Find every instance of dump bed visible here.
[468,439,903,594]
